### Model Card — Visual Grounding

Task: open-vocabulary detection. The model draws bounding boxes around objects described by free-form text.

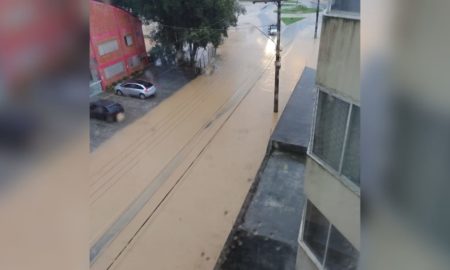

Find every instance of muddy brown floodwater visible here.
[90,4,320,270]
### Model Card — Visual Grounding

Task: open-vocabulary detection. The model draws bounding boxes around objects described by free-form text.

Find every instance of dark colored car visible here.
[90,99,125,122]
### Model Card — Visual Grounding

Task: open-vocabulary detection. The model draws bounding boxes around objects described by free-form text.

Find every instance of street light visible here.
[253,0,282,113]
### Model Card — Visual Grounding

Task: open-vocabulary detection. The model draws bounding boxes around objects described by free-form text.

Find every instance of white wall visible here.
[296,246,319,270]
[316,15,360,103]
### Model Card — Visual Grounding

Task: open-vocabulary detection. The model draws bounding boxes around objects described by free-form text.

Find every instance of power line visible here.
[154,22,273,31]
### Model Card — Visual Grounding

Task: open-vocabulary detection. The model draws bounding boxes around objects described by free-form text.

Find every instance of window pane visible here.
[125,35,133,46]
[303,201,330,263]
[104,62,125,79]
[342,106,360,185]
[98,40,119,56]
[313,91,350,171]
[128,55,140,67]
[324,226,359,270]
[330,0,360,13]
[136,80,153,88]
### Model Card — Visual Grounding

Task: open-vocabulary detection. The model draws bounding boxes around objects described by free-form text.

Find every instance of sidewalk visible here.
[90,13,319,270]
[215,68,317,270]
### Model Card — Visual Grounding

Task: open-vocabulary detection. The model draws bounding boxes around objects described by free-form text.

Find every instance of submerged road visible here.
[90,3,321,270]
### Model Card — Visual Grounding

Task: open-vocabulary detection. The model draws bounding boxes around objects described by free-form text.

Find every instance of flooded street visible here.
[90,3,320,270]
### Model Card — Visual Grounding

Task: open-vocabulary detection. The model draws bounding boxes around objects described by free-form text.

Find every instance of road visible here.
[90,66,197,151]
[90,3,321,270]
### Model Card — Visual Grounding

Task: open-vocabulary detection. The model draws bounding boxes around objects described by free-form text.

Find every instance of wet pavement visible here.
[90,2,321,270]
[271,67,317,153]
[90,65,197,151]
[215,67,317,270]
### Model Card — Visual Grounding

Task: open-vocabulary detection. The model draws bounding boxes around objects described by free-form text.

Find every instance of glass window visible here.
[103,62,125,79]
[130,84,143,90]
[98,40,119,56]
[303,202,330,263]
[342,106,360,185]
[311,90,360,188]
[313,91,350,171]
[324,226,359,270]
[124,35,133,46]
[135,80,153,88]
[302,201,360,269]
[330,0,360,14]
[128,55,140,67]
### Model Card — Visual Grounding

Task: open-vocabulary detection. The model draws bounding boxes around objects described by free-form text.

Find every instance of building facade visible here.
[89,0,147,96]
[296,0,360,269]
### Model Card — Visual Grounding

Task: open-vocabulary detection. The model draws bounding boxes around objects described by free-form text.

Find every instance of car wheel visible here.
[139,94,146,100]
[106,115,114,123]
[116,90,123,96]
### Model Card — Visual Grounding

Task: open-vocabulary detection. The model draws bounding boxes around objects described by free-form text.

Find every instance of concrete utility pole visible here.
[314,0,320,39]
[253,0,282,113]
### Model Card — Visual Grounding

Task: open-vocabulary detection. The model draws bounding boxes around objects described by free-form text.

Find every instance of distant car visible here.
[114,79,157,99]
[90,99,125,122]
[268,24,278,36]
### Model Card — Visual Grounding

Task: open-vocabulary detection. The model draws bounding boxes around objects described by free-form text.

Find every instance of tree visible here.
[113,0,245,66]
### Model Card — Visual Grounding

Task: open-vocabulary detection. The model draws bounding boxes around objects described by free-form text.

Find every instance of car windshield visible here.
[135,80,153,88]
[105,103,122,112]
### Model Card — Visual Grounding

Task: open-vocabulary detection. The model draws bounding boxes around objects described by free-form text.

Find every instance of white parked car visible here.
[268,24,278,36]
[114,80,157,99]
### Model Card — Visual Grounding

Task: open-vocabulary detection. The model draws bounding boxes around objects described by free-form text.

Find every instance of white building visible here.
[296,0,360,269]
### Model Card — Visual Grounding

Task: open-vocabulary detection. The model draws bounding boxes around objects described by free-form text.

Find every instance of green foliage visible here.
[113,0,245,65]
[277,5,317,14]
[281,17,304,25]
[149,44,177,65]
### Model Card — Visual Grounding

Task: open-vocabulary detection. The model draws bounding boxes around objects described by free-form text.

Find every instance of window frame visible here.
[97,39,119,56]
[130,84,144,90]
[128,55,141,68]
[299,200,359,270]
[103,61,125,79]
[124,34,133,46]
[308,87,360,194]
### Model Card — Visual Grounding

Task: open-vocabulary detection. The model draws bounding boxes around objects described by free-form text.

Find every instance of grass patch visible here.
[281,17,304,25]
[276,5,317,14]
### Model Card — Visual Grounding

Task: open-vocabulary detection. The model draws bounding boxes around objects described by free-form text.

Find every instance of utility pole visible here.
[314,0,320,39]
[253,0,282,113]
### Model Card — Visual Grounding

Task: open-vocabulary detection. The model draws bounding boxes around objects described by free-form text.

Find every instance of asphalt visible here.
[215,67,317,270]
[89,65,197,151]
[89,3,320,269]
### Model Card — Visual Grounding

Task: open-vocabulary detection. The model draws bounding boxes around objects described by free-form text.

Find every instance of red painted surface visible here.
[90,0,148,90]
[0,0,82,90]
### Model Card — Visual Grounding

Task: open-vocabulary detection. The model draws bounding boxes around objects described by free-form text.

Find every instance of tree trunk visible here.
[190,43,198,67]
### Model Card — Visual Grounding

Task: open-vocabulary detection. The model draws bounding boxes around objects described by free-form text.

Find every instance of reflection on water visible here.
[265,38,276,56]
